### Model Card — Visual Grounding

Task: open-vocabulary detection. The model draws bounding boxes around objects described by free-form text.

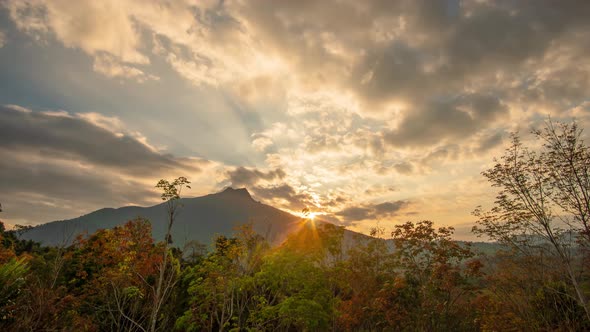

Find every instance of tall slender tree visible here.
[149,177,190,332]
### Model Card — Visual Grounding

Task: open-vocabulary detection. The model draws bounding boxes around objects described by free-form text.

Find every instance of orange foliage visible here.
[67,218,162,295]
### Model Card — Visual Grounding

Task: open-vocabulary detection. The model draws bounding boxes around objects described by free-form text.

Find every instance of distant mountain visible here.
[21,187,501,252]
[21,188,312,247]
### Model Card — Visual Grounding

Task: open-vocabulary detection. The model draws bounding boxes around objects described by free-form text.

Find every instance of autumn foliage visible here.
[2,120,590,330]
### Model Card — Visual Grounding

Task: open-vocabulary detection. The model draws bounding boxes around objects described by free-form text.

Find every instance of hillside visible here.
[21,187,305,247]
[20,187,366,248]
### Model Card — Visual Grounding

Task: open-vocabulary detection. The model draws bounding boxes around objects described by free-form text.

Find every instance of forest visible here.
[1,120,590,332]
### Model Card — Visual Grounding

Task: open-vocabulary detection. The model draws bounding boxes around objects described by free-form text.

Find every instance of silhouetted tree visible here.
[149,177,190,332]
[474,119,590,322]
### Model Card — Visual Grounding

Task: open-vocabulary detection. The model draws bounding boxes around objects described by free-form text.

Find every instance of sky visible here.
[1,0,590,240]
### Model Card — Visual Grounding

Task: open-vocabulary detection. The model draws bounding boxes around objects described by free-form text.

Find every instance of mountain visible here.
[21,187,309,247]
[20,188,503,255]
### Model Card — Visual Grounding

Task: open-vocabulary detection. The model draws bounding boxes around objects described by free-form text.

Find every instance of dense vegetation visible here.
[1,120,589,331]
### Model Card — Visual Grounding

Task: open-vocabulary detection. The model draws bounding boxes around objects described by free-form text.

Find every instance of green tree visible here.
[390,221,480,331]
[248,248,332,331]
[0,258,28,323]
[177,224,270,332]
[179,235,243,332]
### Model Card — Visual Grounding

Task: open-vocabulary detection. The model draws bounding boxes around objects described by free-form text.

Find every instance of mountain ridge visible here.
[20,187,343,247]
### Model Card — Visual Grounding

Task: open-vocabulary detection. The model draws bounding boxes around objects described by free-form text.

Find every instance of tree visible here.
[178,235,243,332]
[0,258,28,323]
[248,247,333,331]
[0,217,27,324]
[149,177,190,332]
[474,120,590,321]
[390,221,480,331]
[336,228,397,331]
[177,224,271,332]
[62,218,160,331]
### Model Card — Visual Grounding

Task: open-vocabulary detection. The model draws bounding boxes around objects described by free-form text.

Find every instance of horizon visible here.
[2,1,590,241]
[18,186,499,245]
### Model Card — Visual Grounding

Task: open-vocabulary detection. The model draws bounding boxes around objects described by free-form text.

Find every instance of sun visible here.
[298,207,321,221]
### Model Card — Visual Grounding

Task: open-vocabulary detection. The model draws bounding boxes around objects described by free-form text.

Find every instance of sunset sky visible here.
[1,0,590,240]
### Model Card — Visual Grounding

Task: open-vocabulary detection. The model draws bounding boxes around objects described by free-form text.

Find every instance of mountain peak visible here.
[219,187,253,200]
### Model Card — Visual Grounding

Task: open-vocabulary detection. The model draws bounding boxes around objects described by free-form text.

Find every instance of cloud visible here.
[393,162,414,175]
[4,0,151,81]
[220,166,321,212]
[8,0,590,122]
[225,166,286,188]
[251,135,274,152]
[93,55,159,82]
[384,94,508,147]
[374,201,407,215]
[7,0,590,114]
[335,200,409,223]
[419,145,460,167]
[336,207,373,222]
[251,184,315,211]
[0,149,155,221]
[0,105,216,225]
[474,131,504,154]
[6,0,147,63]
[4,0,590,239]
[0,105,205,175]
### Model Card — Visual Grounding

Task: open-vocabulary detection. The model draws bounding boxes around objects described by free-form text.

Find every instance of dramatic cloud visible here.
[384,94,508,147]
[251,184,315,212]
[225,167,286,188]
[2,1,590,239]
[0,105,219,225]
[222,167,316,211]
[0,105,204,175]
[336,200,410,224]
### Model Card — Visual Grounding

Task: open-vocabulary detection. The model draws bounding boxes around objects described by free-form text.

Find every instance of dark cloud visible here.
[0,152,156,224]
[0,148,152,205]
[321,194,348,208]
[227,0,590,148]
[336,200,409,223]
[250,184,314,211]
[374,201,407,215]
[364,186,396,196]
[232,1,590,91]
[393,162,414,175]
[419,145,460,167]
[223,166,313,211]
[336,207,373,222]
[384,94,507,147]
[225,166,286,187]
[0,105,207,225]
[353,41,433,104]
[445,1,590,70]
[475,131,504,154]
[349,1,590,106]
[0,106,204,175]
